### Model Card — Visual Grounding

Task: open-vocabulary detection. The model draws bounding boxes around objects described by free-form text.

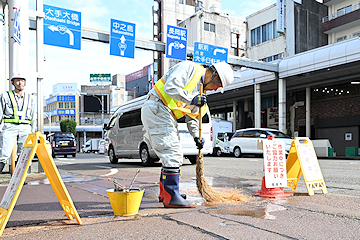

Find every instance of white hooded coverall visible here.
[141,61,206,168]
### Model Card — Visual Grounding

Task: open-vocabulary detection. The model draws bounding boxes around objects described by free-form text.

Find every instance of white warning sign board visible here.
[0,147,31,209]
[297,144,323,182]
[263,139,287,188]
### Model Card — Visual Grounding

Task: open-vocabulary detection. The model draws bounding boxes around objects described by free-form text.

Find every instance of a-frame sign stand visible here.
[285,137,328,196]
[0,132,82,236]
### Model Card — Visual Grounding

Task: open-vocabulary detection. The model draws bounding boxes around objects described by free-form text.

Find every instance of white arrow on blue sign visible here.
[43,5,81,50]
[193,42,228,65]
[110,19,136,59]
[166,25,187,61]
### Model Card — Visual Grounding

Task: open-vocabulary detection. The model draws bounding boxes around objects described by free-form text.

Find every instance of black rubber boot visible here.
[162,167,195,208]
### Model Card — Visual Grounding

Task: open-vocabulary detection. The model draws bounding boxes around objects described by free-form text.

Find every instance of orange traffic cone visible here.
[252,177,294,198]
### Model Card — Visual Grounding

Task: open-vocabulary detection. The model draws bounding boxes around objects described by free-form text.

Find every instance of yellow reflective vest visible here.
[154,63,208,120]
[3,91,31,124]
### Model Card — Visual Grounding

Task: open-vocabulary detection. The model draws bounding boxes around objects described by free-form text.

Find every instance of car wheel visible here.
[233,147,242,158]
[109,147,118,164]
[72,153,76,157]
[214,148,222,157]
[187,155,197,164]
[140,144,154,166]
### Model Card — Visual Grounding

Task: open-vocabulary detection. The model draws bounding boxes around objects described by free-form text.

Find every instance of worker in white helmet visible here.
[0,74,37,173]
[141,61,234,208]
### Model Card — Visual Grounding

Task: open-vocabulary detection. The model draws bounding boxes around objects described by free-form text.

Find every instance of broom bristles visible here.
[196,153,248,203]
[196,153,225,202]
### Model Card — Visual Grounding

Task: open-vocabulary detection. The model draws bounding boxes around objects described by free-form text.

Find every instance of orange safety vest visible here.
[154,63,208,120]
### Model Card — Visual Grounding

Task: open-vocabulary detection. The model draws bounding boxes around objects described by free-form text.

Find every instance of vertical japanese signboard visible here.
[110,19,136,58]
[263,139,287,188]
[277,0,285,33]
[43,5,81,50]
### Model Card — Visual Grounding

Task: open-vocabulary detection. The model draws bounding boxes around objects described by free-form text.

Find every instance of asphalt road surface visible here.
[0,153,359,239]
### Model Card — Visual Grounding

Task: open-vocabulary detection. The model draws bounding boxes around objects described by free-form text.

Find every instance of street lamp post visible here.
[92,94,104,138]
[45,113,51,135]
[80,92,105,138]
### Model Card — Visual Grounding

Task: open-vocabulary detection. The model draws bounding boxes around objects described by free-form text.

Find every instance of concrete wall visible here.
[317,126,359,156]
[294,0,328,53]
[294,93,360,156]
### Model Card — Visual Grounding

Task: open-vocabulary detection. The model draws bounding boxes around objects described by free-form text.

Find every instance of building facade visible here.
[44,83,80,126]
[322,0,360,44]
[246,0,327,61]
[153,0,245,80]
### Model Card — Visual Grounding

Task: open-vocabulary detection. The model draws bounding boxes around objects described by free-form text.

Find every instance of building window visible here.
[336,36,347,42]
[71,102,75,108]
[261,53,283,62]
[179,0,183,4]
[337,5,352,18]
[251,20,280,46]
[59,102,63,108]
[353,32,360,38]
[204,22,215,33]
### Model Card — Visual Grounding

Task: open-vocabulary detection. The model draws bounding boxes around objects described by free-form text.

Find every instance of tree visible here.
[60,119,77,136]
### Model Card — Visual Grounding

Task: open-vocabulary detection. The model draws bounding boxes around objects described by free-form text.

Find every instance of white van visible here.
[211,119,233,156]
[103,96,213,166]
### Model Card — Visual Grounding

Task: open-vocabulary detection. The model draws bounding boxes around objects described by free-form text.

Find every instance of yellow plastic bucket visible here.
[106,188,144,216]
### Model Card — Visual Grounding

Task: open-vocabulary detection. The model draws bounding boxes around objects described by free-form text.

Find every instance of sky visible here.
[25,0,322,98]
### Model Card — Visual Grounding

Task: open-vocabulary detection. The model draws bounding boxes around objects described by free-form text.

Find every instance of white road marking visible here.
[94,165,112,169]
[101,168,118,177]
[54,161,74,164]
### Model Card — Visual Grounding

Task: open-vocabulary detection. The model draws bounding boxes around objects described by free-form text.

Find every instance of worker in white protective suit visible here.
[141,61,234,208]
[0,73,37,173]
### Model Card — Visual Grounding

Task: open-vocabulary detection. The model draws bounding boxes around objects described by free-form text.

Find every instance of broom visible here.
[196,83,225,202]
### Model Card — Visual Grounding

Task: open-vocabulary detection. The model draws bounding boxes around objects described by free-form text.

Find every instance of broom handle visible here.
[198,83,203,155]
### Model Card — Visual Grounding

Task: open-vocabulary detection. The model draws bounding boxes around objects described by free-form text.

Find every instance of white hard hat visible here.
[212,62,234,93]
[10,72,26,81]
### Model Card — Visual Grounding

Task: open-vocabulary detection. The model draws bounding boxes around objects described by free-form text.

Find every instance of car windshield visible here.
[55,137,74,141]
[266,130,291,138]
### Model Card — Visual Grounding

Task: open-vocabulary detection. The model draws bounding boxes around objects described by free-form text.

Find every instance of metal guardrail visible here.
[322,3,360,23]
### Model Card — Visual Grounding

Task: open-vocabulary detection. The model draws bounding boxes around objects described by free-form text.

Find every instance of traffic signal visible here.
[84,117,88,123]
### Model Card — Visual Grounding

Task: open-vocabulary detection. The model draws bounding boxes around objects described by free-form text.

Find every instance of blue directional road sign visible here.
[43,5,81,50]
[110,19,136,59]
[166,25,187,61]
[193,42,228,65]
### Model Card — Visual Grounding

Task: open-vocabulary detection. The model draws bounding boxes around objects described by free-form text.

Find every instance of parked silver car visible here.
[229,128,293,158]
